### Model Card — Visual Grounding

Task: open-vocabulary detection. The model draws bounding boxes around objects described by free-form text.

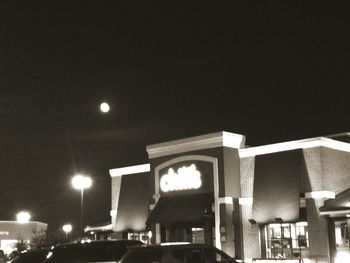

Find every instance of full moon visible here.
[100,102,110,113]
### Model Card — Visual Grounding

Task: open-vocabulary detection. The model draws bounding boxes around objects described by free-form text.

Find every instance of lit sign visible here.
[0,231,9,236]
[160,164,202,192]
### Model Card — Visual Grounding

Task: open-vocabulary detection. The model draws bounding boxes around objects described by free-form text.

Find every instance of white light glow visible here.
[191,228,203,232]
[305,191,335,199]
[100,102,110,113]
[147,230,152,239]
[239,197,253,205]
[296,221,308,227]
[62,224,72,233]
[1,240,18,254]
[46,252,53,259]
[16,211,31,223]
[253,260,310,263]
[160,242,190,246]
[335,250,350,263]
[218,197,233,204]
[71,175,92,190]
[160,164,201,192]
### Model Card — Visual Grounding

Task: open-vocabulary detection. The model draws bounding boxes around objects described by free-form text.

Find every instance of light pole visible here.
[71,174,92,237]
[62,224,72,239]
[16,211,31,224]
[99,102,110,113]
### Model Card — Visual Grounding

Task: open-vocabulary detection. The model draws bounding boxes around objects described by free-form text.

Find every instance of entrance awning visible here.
[147,193,212,224]
[252,150,302,224]
[114,172,152,232]
[320,188,350,217]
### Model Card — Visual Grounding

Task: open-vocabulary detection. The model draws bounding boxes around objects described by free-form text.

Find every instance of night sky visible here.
[1,2,350,234]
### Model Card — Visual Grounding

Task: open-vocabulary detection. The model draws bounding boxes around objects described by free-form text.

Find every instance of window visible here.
[128,232,151,244]
[264,222,309,259]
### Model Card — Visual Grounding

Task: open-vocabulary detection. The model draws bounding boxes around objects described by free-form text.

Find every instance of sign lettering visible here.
[160,164,202,192]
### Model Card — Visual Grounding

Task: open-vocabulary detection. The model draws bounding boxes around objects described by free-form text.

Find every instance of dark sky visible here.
[1,1,350,233]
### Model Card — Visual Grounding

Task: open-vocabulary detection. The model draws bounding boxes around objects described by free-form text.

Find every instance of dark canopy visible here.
[147,193,212,224]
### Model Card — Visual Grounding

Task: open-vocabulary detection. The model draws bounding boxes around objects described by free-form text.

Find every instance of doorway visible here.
[162,219,214,245]
[333,219,350,263]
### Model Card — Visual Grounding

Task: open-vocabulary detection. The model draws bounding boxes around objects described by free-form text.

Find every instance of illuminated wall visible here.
[0,221,47,254]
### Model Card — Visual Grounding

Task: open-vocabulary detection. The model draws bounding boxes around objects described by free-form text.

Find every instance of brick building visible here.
[109,132,350,263]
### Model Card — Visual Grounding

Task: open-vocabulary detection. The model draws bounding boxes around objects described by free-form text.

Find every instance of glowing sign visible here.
[160,164,202,192]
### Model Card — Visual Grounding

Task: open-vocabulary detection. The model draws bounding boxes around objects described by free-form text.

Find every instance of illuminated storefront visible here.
[109,131,350,263]
[0,221,47,254]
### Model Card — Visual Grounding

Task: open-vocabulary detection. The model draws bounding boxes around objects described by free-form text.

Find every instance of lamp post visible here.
[99,102,110,113]
[71,175,92,237]
[16,211,31,224]
[62,224,72,239]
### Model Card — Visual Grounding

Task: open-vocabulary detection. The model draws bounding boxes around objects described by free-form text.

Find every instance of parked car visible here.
[7,248,50,263]
[43,240,143,263]
[120,243,237,263]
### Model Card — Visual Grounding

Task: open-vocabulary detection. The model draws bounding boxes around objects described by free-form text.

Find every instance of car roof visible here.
[54,239,142,248]
[129,242,214,250]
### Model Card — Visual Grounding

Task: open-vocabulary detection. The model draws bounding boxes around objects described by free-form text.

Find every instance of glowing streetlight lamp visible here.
[71,174,92,237]
[99,102,110,113]
[16,211,31,224]
[62,224,72,238]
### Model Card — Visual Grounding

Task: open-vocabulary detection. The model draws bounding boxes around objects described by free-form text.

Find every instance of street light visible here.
[62,224,72,238]
[99,102,110,113]
[16,211,31,224]
[71,174,92,237]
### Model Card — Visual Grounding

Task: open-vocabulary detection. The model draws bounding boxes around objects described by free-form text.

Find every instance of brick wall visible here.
[302,147,322,192]
[301,146,350,263]
[240,156,261,261]
[321,147,350,194]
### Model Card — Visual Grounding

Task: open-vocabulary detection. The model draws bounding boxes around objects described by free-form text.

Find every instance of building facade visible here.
[0,221,47,254]
[109,132,350,263]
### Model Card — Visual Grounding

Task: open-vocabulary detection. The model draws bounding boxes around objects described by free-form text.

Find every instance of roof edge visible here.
[146,131,245,159]
[109,163,150,177]
[239,136,350,158]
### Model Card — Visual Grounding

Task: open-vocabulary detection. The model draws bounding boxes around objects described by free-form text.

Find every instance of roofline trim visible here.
[146,131,245,159]
[239,137,350,157]
[319,210,350,216]
[109,163,150,177]
[84,223,113,232]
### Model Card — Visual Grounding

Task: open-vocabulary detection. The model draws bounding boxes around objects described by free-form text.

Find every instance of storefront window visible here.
[264,222,309,259]
[191,228,204,243]
[128,232,152,244]
[334,220,350,263]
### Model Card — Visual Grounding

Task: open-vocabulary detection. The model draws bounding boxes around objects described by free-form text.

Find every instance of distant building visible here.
[109,131,350,263]
[0,221,47,254]
[84,222,113,240]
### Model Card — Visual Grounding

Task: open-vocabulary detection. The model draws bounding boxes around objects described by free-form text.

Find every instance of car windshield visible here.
[121,248,164,263]
[45,242,132,263]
